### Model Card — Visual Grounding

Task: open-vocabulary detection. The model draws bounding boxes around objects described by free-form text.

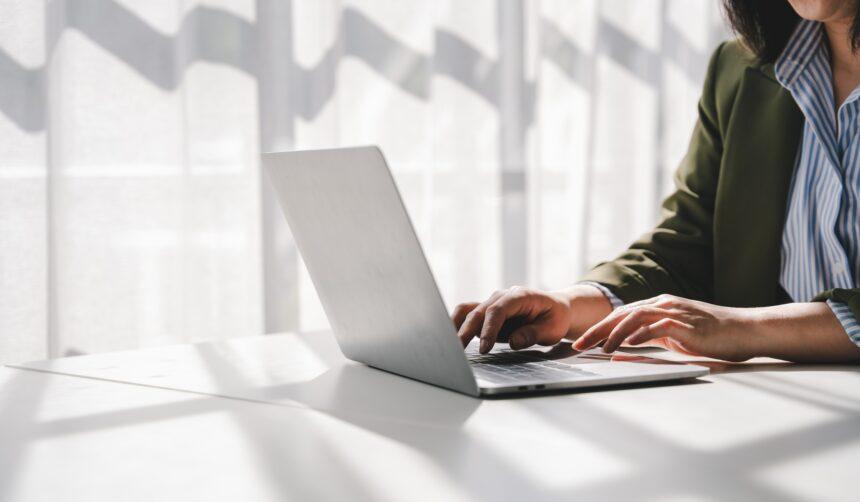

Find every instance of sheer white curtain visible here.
[0,0,728,363]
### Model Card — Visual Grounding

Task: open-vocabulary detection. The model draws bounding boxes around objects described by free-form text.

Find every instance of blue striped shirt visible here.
[586,20,860,347]
[776,20,860,345]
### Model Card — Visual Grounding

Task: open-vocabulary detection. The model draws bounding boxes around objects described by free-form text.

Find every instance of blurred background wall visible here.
[0,0,729,362]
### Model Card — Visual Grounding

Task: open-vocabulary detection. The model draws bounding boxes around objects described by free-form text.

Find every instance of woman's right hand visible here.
[451,284,613,354]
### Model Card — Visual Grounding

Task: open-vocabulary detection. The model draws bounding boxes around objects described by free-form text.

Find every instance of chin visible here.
[788,0,853,22]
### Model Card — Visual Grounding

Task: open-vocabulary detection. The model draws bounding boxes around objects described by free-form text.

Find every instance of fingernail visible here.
[479,338,490,353]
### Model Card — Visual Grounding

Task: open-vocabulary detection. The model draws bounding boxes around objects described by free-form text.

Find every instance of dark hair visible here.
[723,0,860,62]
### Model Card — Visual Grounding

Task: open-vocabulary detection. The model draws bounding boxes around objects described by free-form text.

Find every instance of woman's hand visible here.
[452,285,613,354]
[572,294,754,362]
[456,287,860,363]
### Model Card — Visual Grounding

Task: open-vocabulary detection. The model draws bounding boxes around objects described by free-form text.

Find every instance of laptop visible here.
[263,146,709,397]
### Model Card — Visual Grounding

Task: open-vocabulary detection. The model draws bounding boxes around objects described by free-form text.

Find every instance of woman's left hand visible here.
[572,294,754,362]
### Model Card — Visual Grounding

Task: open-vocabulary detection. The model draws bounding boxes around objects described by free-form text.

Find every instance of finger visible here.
[602,307,675,353]
[573,307,635,351]
[494,316,527,344]
[457,291,505,347]
[508,323,542,350]
[626,318,694,346]
[573,294,680,351]
[458,309,483,348]
[621,325,651,347]
[452,302,479,330]
[478,293,531,354]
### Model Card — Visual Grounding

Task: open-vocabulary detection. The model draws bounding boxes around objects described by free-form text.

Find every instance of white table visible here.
[4,330,860,502]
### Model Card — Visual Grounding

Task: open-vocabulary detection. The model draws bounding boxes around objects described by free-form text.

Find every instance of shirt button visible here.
[833,261,846,273]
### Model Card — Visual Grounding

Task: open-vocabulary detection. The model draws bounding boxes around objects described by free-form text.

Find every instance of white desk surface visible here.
[4,331,860,502]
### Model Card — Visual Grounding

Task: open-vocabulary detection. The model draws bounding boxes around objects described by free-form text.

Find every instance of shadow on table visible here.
[260,361,482,426]
[613,345,860,375]
[248,362,566,501]
[194,345,548,502]
[687,360,860,374]
[187,340,860,502]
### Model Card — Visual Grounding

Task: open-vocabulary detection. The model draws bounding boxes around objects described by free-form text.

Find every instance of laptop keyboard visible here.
[467,348,598,384]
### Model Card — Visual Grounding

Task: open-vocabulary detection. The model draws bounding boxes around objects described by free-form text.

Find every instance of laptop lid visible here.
[263,146,479,396]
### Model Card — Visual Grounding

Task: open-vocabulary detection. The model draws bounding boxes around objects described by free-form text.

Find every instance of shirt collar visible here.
[775,20,826,88]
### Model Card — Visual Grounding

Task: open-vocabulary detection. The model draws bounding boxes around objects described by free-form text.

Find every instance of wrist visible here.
[729,304,806,360]
[554,284,614,338]
[726,306,770,360]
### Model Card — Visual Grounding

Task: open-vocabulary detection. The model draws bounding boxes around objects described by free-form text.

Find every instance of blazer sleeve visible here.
[580,42,728,304]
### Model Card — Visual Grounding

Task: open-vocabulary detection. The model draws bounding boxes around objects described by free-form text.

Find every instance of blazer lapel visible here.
[713,65,804,307]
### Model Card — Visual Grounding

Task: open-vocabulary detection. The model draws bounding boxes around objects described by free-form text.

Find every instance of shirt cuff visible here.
[579,281,625,310]
[826,299,860,345]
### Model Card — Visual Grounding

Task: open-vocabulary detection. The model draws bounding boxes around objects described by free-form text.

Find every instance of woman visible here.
[454,0,860,363]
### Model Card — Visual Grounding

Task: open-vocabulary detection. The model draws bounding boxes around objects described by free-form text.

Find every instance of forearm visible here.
[554,284,613,339]
[743,302,860,363]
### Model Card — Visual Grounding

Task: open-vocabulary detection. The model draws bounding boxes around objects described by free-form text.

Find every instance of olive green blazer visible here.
[582,40,860,321]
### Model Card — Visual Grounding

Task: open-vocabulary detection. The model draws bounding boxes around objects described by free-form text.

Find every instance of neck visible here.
[824,18,860,108]
[825,19,860,73]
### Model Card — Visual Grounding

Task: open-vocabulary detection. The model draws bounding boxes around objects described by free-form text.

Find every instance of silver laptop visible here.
[263,146,709,397]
